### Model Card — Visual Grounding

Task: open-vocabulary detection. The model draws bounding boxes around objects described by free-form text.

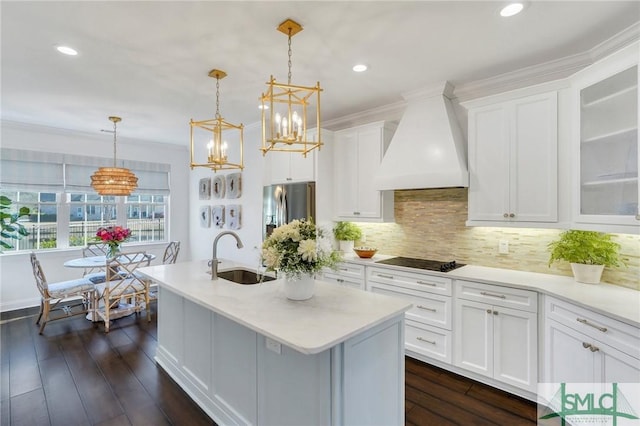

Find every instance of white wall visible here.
[0,121,190,311]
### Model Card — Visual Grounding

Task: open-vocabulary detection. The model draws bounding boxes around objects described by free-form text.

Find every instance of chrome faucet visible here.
[211,231,244,280]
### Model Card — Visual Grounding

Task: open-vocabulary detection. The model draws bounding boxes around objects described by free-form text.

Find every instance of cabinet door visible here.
[493,305,537,392]
[576,63,639,226]
[355,126,384,218]
[598,342,640,384]
[334,130,359,217]
[183,299,212,395]
[468,105,510,221]
[511,92,558,222]
[454,299,493,378]
[268,151,316,184]
[544,319,595,383]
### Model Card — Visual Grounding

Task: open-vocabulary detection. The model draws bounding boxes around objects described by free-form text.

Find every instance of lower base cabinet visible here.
[454,281,538,393]
[156,286,406,425]
[543,296,640,384]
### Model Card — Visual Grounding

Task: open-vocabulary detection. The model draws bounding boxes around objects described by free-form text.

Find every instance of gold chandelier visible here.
[260,19,322,157]
[190,69,244,172]
[91,116,138,196]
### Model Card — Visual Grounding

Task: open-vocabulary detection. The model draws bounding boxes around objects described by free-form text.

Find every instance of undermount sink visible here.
[215,268,276,285]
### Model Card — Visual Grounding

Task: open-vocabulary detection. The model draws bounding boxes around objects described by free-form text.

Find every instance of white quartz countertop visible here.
[342,254,640,327]
[138,260,412,355]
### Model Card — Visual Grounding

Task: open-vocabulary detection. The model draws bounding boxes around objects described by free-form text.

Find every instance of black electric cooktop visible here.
[374,257,465,273]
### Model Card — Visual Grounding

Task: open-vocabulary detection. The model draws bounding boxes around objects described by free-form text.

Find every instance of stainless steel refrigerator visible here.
[263,181,316,239]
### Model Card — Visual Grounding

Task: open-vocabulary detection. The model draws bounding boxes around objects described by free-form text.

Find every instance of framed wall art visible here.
[226,173,242,199]
[226,204,241,230]
[199,177,211,200]
[212,205,225,228]
[199,205,211,228]
[212,175,226,199]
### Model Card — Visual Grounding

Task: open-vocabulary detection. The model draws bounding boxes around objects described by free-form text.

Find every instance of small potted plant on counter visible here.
[548,229,624,284]
[333,221,362,254]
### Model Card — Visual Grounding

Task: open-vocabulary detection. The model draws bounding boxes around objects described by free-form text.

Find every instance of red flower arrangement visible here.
[95,226,132,257]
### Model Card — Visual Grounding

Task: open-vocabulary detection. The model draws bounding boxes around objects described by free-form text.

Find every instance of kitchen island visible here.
[138,260,412,426]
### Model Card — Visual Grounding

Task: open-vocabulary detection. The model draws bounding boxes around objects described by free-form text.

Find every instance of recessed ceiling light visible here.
[500,3,524,17]
[352,64,368,73]
[56,45,78,56]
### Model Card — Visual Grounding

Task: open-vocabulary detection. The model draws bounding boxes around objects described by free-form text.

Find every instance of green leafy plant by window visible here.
[548,230,623,267]
[0,195,30,251]
[333,221,362,242]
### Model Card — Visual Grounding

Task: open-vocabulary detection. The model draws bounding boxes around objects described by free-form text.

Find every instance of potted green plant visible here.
[0,195,30,252]
[333,221,362,254]
[548,230,623,284]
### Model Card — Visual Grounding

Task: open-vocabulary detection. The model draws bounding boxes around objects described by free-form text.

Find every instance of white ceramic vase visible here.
[338,240,354,254]
[283,274,315,301]
[570,263,605,284]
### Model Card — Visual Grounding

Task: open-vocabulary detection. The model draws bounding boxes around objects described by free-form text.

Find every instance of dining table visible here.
[64,253,156,321]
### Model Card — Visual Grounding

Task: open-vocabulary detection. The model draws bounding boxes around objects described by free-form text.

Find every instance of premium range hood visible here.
[374,81,469,190]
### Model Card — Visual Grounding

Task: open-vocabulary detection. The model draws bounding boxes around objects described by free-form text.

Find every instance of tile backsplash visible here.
[356,188,639,290]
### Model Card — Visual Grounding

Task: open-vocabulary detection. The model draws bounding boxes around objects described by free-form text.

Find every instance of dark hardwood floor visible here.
[1,305,538,425]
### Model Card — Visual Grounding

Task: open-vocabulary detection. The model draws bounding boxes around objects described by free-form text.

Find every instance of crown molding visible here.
[453,21,640,103]
[322,100,406,131]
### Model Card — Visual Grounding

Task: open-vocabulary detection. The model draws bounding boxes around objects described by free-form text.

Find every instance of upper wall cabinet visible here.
[465,91,558,224]
[264,128,321,185]
[333,121,395,222]
[572,44,639,230]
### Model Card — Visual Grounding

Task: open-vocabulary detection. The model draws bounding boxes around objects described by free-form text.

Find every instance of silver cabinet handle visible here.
[336,278,344,283]
[353,212,360,215]
[416,305,436,312]
[339,268,349,271]
[577,318,608,333]
[480,291,506,299]
[486,309,492,314]
[416,337,436,345]
[416,280,437,287]
[493,310,498,315]
[582,342,600,352]
[509,213,515,218]
[377,274,394,279]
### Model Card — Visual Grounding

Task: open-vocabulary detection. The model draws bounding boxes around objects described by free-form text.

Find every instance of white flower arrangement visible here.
[261,219,341,279]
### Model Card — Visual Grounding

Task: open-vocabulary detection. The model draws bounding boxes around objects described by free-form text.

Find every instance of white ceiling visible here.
[2,1,639,146]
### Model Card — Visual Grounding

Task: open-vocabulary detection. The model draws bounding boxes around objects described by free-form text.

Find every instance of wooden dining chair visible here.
[82,242,109,277]
[162,241,181,264]
[92,251,152,333]
[30,252,96,334]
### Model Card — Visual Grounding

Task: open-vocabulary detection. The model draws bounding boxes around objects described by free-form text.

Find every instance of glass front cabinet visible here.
[574,44,639,229]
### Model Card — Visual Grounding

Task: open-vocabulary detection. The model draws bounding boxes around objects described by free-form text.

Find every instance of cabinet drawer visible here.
[332,262,366,281]
[545,296,640,359]
[370,282,451,330]
[367,267,452,296]
[405,320,452,364]
[456,280,537,313]
[322,272,364,290]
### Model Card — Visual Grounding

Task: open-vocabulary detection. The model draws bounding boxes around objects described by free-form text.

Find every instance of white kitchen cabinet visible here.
[543,295,640,384]
[466,91,558,224]
[454,280,538,392]
[572,42,639,230]
[263,128,325,184]
[333,121,395,222]
[322,261,365,290]
[368,266,453,364]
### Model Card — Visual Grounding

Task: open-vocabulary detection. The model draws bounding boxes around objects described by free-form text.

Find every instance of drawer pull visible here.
[339,268,349,272]
[416,337,436,345]
[416,305,436,312]
[486,309,492,314]
[378,274,394,279]
[337,278,344,283]
[480,291,506,299]
[577,318,608,333]
[416,280,437,287]
[493,310,499,315]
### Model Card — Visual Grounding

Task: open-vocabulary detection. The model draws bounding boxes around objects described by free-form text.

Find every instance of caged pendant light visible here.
[260,18,322,158]
[91,116,138,196]
[190,69,244,172]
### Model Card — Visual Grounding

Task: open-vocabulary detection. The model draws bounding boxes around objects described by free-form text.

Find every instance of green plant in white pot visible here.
[333,221,362,254]
[548,230,624,284]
